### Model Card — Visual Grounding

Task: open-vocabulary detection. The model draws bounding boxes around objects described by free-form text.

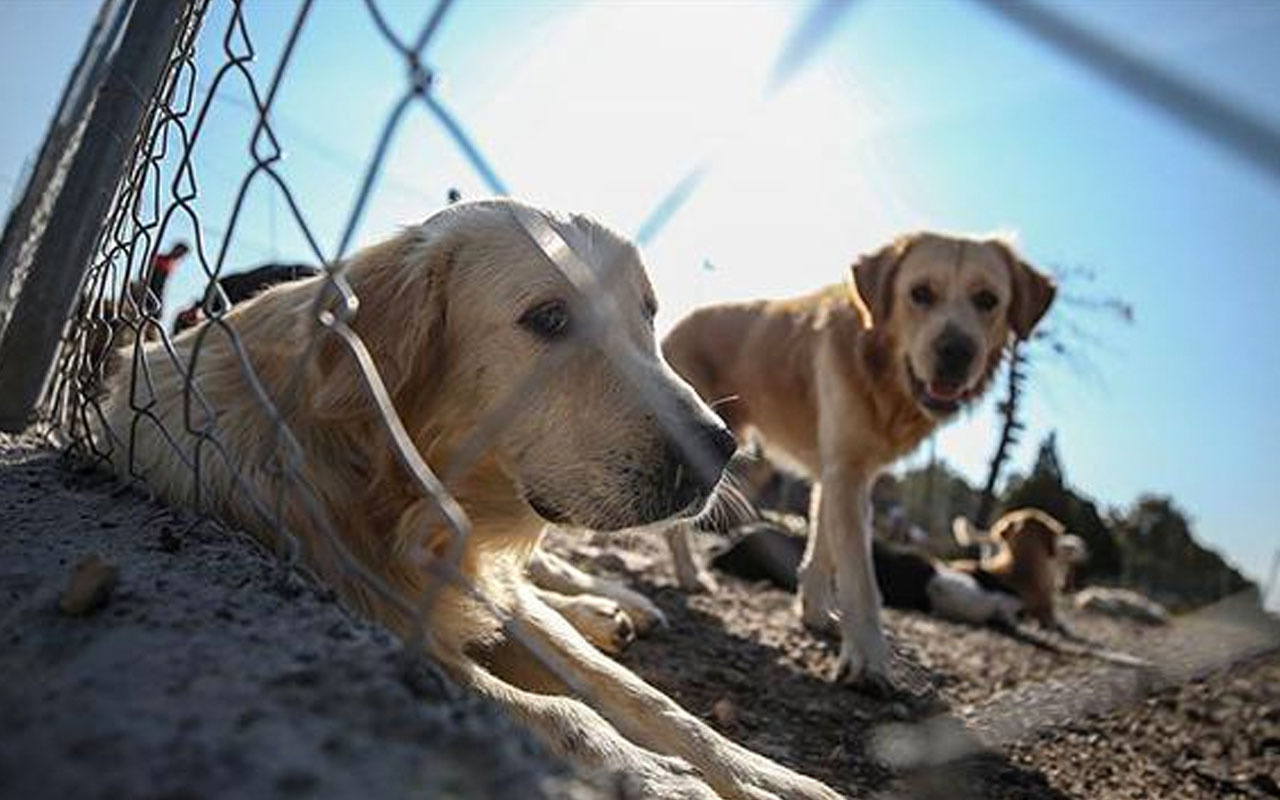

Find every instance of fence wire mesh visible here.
[35,0,764,705]
[36,0,620,695]
[4,0,1280,792]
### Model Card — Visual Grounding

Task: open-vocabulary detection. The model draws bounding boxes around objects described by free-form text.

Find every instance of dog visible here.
[952,510,1088,632]
[663,232,1055,689]
[91,199,839,799]
[80,242,188,380]
[172,262,321,333]
[711,527,1023,627]
[713,509,1083,630]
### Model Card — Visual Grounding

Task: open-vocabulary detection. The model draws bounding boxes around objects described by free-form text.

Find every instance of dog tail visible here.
[952,516,992,548]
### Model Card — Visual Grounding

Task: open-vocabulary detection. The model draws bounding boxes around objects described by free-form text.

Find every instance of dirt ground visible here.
[2,430,1277,799]
[544,527,1280,799]
[0,435,600,800]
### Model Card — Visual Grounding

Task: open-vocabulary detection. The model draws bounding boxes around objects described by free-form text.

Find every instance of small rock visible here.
[59,553,118,616]
[711,697,738,728]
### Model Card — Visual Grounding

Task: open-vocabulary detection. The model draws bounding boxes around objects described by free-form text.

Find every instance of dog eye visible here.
[519,299,570,340]
[643,298,658,324]
[972,290,999,312]
[909,284,936,307]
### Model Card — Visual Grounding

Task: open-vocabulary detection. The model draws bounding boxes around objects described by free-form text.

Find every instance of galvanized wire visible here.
[39,0,766,712]
[40,0,584,692]
[21,0,1280,785]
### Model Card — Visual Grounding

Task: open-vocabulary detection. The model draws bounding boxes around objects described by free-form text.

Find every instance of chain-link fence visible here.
[1,0,1278,794]
[0,0,753,708]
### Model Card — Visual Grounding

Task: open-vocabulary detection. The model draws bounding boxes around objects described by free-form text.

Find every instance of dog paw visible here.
[710,753,844,800]
[560,595,636,655]
[839,665,896,699]
[834,643,894,697]
[615,753,720,800]
[611,588,669,634]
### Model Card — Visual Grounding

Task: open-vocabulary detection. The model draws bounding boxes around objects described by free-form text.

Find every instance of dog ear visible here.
[1000,244,1056,340]
[850,236,911,328]
[309,229,451,420]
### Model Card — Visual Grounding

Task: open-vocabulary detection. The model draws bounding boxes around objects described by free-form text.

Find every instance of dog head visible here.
[952,510,1081,625]
[994,509,1064,567]
[989,508,1071,624]
[852,232,1056,418]
[313,199,735,532]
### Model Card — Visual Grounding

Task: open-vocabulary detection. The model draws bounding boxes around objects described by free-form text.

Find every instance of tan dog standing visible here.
[94,200,839,798]
[663,232,1055,690]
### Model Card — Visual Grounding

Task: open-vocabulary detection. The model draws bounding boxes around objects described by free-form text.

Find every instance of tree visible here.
[999,433,1123,580]
[1110,495,1253,610]
[898,460,982,553]
[975,267,1134,527]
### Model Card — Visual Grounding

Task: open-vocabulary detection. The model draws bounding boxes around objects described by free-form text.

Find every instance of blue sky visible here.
[2,0,1277,604]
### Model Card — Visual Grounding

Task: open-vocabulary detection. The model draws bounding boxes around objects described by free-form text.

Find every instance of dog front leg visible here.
[509,585,842,800]
[821,465,892,691]
[666,520,719,593]
[534,588,636,655]
[797,482,837,629]
[451,656,721,799]
[528,546,667,632]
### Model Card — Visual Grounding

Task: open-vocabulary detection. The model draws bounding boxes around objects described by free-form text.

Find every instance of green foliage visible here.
[1110,494,1251,611]
[897,459,982,555]
[998,433,1123,580]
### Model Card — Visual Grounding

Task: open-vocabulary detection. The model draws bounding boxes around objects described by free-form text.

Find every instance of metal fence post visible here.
[0,0,191,432]
[0,0,129,341]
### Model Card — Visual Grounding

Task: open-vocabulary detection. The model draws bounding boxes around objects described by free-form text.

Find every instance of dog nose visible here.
[702,423,738,468]
[680,422,737,494]
[933,331,977,381]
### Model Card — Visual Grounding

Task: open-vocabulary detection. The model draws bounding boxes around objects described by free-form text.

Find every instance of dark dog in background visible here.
[713,507,1083,631]
[173,262,321,333]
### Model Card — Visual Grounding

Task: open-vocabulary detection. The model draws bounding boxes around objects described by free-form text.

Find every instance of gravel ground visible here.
[544,527,1280,799]
[0,434,598,800]
[2,430,1277,799]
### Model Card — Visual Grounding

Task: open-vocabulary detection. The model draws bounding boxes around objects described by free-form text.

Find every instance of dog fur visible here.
[93,199,839,798]
[952,509,1087,631]
[663,232,1055,689]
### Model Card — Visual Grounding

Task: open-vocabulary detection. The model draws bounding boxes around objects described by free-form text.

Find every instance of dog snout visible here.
[932,329,977,383]
[700,422,738,478]
[672,421,737,498]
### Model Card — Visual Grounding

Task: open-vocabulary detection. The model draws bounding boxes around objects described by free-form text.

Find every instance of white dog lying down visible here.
[712,525,1022,626]
[711,508,1088,631]
[93,199,839,799]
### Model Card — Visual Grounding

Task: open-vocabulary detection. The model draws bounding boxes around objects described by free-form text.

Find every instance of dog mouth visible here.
[906,361,972,416]
[526,493,570,524]
[524,480,710,531]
